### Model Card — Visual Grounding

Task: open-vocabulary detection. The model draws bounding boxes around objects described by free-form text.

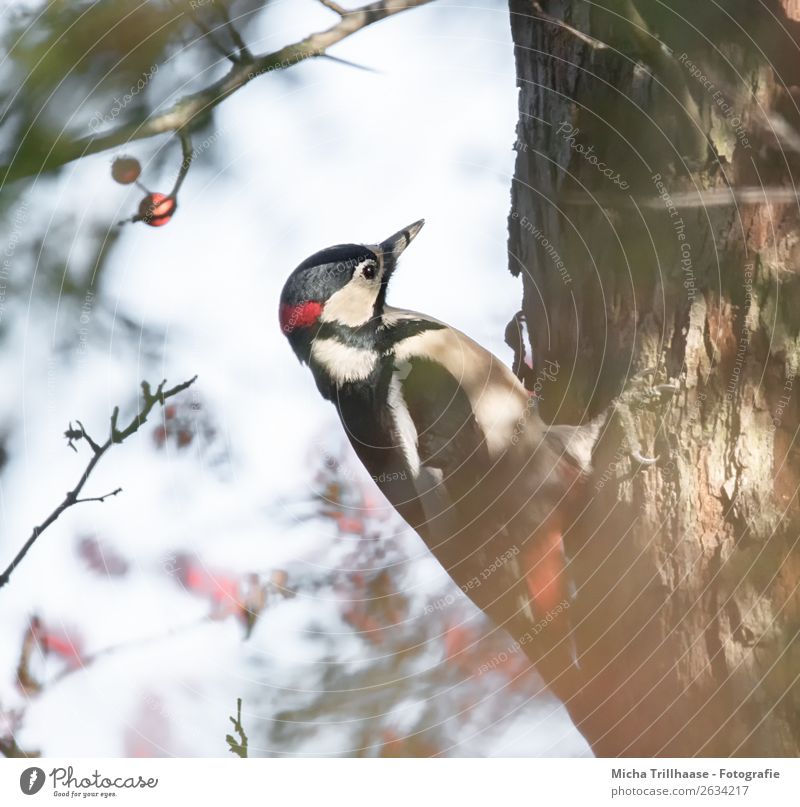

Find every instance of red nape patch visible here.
[279,301,323,334]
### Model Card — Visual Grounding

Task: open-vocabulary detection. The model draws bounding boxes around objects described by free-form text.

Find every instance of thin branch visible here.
[188,14,239,64]
[3,614,210,757]
[0,0,432,183]
[74,420,101,454]
[215,1,253,61]
[319,53,382,73]
[226,697,248,758]
[0,735,39,759]
[74,487,123,505]
[172,129,194,195]
[0,376,198,590]
[318,0,347,15]
[165,0,240,65]
[50,616,210,687]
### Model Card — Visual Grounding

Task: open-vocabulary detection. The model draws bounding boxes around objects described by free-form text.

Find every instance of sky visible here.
[0,0,590,757]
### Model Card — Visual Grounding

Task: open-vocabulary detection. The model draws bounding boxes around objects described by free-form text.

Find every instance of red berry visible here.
[138,192,177,227]
[112,156,141,184]
[152,425,167,447]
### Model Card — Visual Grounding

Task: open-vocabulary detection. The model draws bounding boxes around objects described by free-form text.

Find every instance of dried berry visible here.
[111,156,141,185]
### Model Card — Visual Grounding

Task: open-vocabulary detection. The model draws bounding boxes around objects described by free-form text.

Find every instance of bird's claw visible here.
[629,449,659,466]
[620,377,679,410]
[612,375,677,469]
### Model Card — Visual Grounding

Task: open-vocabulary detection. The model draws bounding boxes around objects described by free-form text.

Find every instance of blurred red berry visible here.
[138,192,176,227]
[164,404,177,420]
[443,623,474,662]
[176,429,193,447]
[40,630,84,669]
[111,156,141,185]
[77,535,129,577]
[152,424,167,447]
[335,514,364,534]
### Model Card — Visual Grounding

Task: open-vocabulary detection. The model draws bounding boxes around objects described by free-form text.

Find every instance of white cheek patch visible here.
[311,338,377,383]
[319,259,381,327]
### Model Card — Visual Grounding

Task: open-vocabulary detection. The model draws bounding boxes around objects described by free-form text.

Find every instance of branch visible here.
[169,0,250,65]
[50,616,210,688]
[319,53,382,73]
[172,128,194,195]
[318,0,347,14]
[74,488,123,505]
[0,376,198,590]
[0,735,39,759]
[0,0,432,183]
[174,0,238,64]
[226,697,248,758]
[214,1,253,61]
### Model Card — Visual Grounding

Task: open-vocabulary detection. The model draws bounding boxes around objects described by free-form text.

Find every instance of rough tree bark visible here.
[507,0,800,756]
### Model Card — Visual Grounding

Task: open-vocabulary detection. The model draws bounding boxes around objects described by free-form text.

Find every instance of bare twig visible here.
[0,376,198,590]
[172,129,195,195]
[226,697,248,758]
[189,14,238,63]
[16,618,42,695]
[167,0,243,65]
[2,613,210,757]
[74,420,102,454]
[73,488,123,505]
[0,0,432,183]
[318,0,347,15]
[214,2,253,61]
[320,53,381,73]
[0,734,40,759]
[50,616,210,687]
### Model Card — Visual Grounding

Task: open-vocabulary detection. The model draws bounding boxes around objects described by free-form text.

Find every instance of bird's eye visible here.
[362,263,376,280]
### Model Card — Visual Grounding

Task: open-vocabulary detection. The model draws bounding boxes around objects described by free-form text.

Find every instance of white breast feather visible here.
[311,338,376,383]
[388,372,421,477]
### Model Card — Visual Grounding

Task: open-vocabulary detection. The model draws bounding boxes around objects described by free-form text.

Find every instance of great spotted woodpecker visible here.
[279,220,671,703]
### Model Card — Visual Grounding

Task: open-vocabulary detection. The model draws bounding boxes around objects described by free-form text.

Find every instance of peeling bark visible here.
[508,0,800,756]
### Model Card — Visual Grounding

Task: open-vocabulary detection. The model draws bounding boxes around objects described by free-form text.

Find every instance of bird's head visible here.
[279,219,424,360]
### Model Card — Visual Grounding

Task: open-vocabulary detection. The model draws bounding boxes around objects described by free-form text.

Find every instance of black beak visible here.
[377,219,425,264]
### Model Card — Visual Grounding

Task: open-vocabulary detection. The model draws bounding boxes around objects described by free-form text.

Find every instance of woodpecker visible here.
[279,220,670,704]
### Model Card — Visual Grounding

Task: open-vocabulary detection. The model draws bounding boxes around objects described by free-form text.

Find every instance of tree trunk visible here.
[507,0,800,756]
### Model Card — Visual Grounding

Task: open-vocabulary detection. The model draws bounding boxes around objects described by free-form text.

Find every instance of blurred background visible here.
[0,0,589,756]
